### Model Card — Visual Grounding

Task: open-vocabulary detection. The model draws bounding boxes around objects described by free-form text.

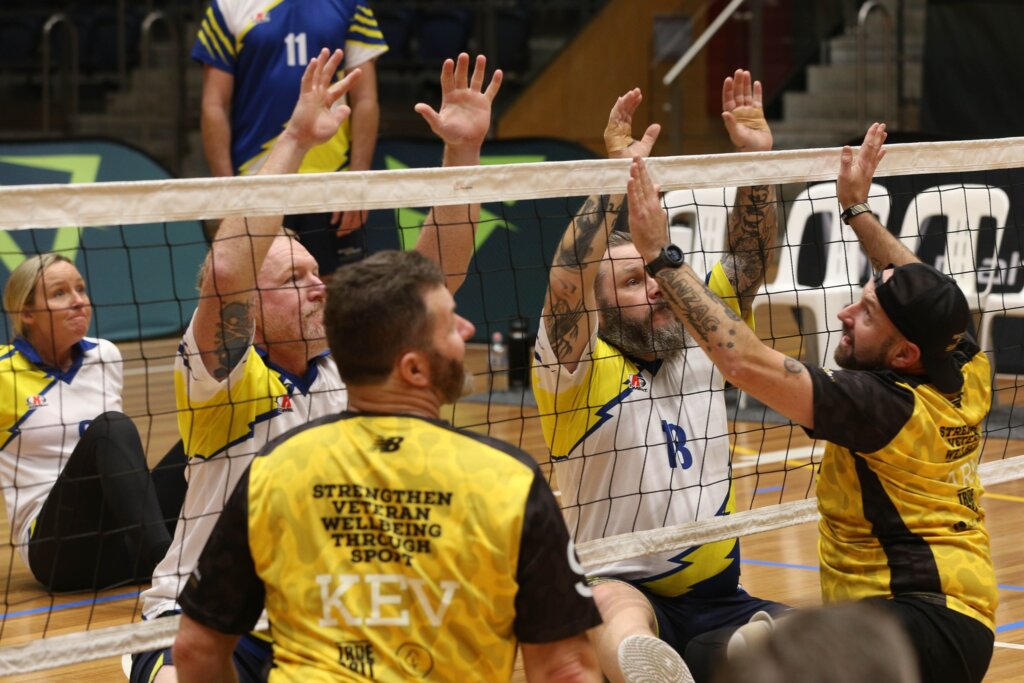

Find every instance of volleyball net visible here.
[1,137,1023,674]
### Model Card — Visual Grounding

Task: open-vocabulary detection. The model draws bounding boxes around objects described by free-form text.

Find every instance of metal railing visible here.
[856,0,895,130]
[41,14,79,135]
[660,0,756,155]
[140,10,184,173]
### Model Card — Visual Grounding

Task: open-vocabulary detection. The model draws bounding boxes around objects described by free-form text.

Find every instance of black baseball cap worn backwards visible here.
[873,262,969,394]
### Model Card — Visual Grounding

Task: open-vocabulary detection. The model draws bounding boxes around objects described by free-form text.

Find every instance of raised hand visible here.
[285,48,363,149]
[604,88,662,160]
[627,156,670,262]
[838,122,888,208]
[721,69,772,152]
[415,53,502,152]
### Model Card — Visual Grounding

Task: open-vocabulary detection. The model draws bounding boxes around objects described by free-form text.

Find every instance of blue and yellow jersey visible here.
[141,316,347,619]
[532,262,752,598]
[192,0,387,174]
[0,337,123,565]
[804,337,998,631]
[179,412,601,682]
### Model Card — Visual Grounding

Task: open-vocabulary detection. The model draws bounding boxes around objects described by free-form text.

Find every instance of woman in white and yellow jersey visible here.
[0,253,185,592]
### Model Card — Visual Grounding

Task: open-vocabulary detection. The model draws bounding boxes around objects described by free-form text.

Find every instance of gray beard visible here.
[598,304,688,359]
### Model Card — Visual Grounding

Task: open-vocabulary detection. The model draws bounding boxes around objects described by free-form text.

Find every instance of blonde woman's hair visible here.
[3,254,74,339]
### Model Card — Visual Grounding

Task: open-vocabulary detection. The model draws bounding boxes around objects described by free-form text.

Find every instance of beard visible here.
[427,349,471,404]
[833,328,893,371]
[598,301,687,359]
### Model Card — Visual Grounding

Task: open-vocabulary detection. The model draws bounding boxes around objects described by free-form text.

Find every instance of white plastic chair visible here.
[898,184,1010,313]
[753,182,891,369]
[899,183,1016,393]
[664,187,737,278]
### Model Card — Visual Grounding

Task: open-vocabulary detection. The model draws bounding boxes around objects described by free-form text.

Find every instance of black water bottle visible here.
[508,317,530,390]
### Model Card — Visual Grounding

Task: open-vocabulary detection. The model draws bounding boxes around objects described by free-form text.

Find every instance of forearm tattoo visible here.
[552,195,617,268]
[725,184,776,299]
[214,300,254,380]
[658,269,741,353]
[546,195,619,356]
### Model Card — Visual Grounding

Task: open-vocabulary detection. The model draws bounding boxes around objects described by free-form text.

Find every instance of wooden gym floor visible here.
[1,335,1022,681]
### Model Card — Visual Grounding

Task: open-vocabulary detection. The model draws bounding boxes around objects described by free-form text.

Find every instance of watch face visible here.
[666,244,685,264]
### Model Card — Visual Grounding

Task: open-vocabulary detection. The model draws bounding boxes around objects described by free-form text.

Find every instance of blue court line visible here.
[741,558,819,571]
[754,486,783,494]
[997,619,1024,634]
[0,590,140,620]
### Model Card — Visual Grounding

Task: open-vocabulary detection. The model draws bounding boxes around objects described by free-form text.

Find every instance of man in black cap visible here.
[625,122,996,683]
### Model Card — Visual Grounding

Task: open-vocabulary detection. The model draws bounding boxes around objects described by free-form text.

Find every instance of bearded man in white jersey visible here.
[132,49,502,683]
[532,71,786,683]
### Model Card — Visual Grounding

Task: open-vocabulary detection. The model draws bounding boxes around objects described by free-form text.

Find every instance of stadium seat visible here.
[414,8,473,62]
[0,15,43,71]
[375,6,414,66]
[898,183,1015,386]
[898,184,1010,312]
[495,5,531,74]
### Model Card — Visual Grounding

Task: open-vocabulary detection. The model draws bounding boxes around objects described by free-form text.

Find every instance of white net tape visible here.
[2,137,1024,229]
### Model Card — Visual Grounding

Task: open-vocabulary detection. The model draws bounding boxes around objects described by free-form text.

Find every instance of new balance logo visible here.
[374,436,404,453]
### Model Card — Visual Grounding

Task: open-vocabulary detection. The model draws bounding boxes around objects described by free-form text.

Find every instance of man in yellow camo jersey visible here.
[626,122,996,683]
[135,50,503,683]
[173,250,603,682]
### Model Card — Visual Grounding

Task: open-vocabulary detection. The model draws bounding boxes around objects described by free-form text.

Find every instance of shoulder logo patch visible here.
[25,394,48,408]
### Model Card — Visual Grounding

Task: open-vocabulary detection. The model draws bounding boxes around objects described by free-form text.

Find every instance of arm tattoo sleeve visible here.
[725,184,775,299]
[545,195,619,357]
[552,195,617,269]
[214,300,254,380]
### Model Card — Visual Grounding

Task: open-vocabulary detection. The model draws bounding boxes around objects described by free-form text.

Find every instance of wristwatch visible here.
[645,244,686,278]
[840,202,872,224]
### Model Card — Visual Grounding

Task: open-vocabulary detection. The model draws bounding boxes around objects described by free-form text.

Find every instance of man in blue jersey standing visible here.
[193,0,386,273]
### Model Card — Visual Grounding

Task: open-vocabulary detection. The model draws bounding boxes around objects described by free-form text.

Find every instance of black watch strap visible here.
[841,202,872,224]
[645,244,685,278]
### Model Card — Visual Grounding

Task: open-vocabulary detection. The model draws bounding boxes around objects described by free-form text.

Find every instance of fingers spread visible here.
[453,52,470,90]
[413,103,440,131]
[722,77,736,111]
[470,54,486,92]
[484,68,503,101]
[439,58,455,93]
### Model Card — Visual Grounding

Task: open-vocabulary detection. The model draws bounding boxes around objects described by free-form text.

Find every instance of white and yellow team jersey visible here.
[192,0,388,175]
[179,412,601,682]
[804,337,998,631]
[532,263,749,598]
[141,314,346,618]
[0,338,123,565]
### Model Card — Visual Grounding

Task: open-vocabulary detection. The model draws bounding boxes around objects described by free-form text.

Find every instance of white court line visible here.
[994,641,1024,650]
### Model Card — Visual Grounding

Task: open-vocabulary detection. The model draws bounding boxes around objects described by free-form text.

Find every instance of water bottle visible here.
[489,331,508,385]
[508,317,530,390]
